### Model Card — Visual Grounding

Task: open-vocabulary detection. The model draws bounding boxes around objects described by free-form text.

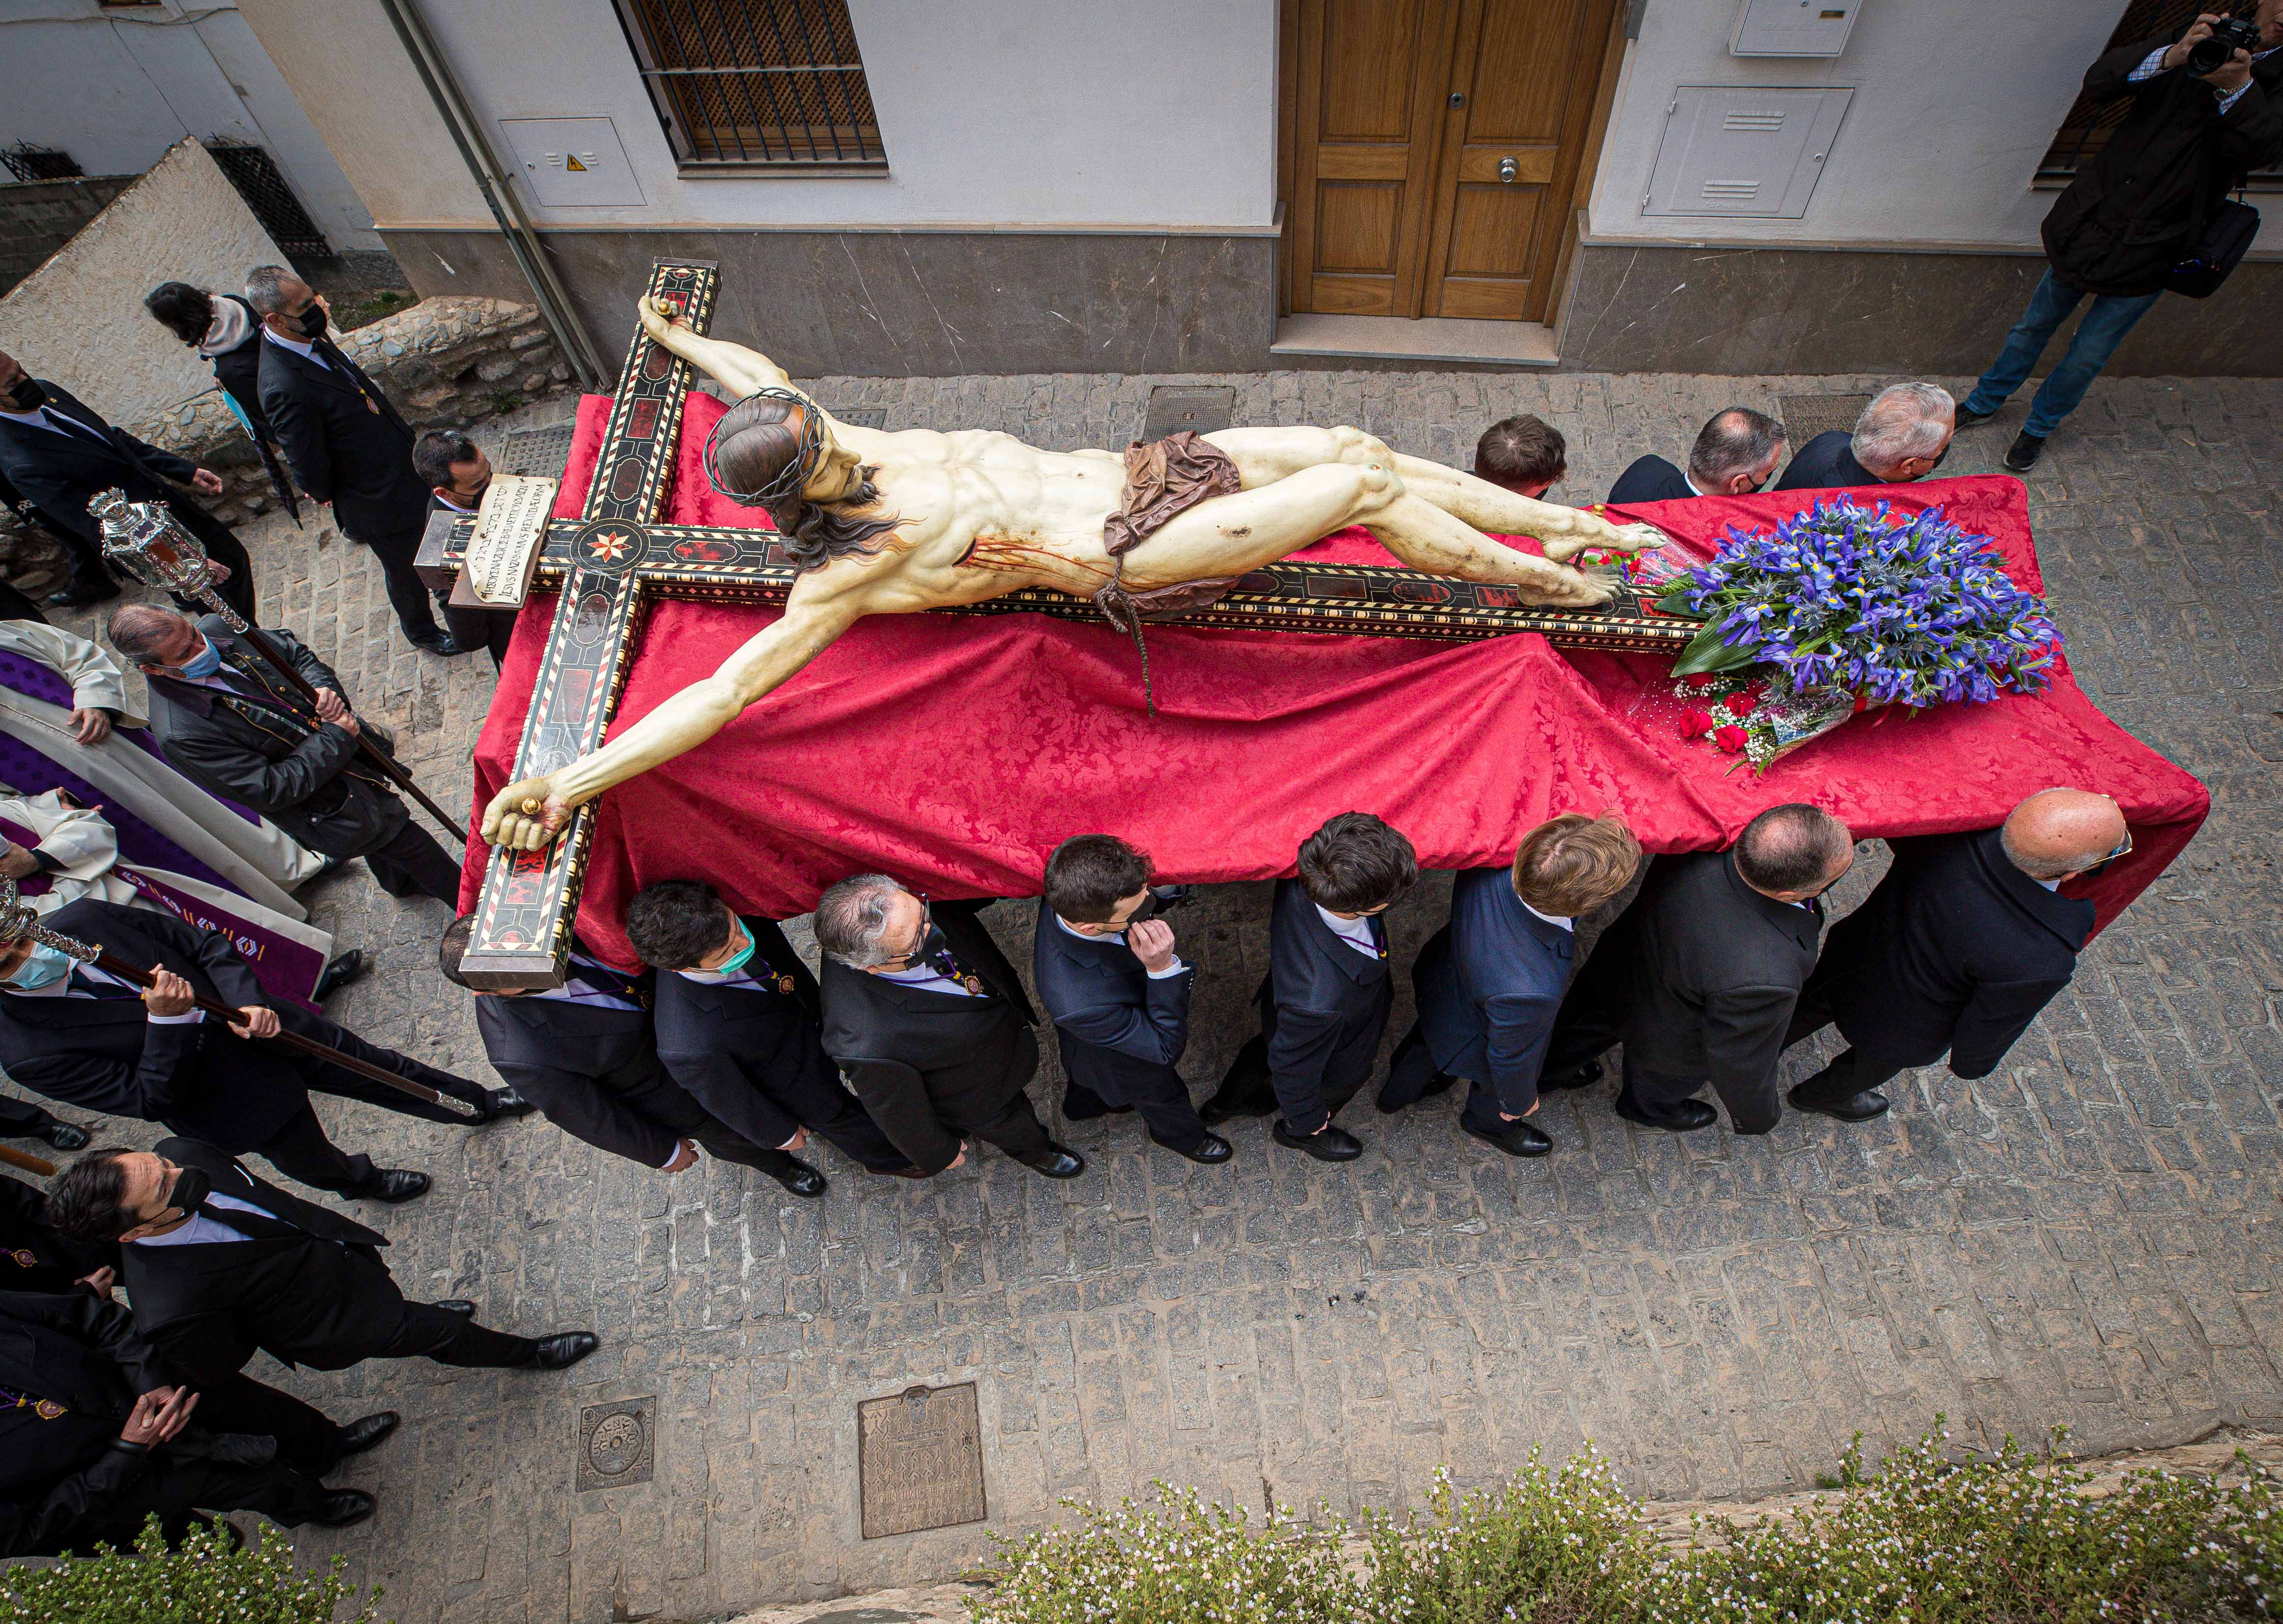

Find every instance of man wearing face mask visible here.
[438,914,833,1196]
[413,430,518,669]
[247,266,461,656]
[0,349,257,615]
[625,880,919,1179]
[1607,408,1788,505]
[1774,384,1956,492]
[109,603,463,906]
[1031,836,1230,1164]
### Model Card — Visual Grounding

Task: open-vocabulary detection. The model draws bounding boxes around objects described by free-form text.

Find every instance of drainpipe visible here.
[375,0,611,390]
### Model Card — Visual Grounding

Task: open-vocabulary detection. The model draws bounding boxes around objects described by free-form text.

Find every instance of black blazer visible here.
[1807,829,2093,1077]
[0,383,203,551]
[0,1173,116,1296]
[118,1138,404,1380]
[1413,867,1575,1116]
[651,916,842,1151]
[1031,901,1192,1099]
[1595,850,1823,1099]
[473,960,693,1168]
[0,899,310,1148]
[1606,455,1696,505]
[257,334,426,539]
[1255,877,1392,1131]
[820,903,1038,1176]
[145,618,405,859]
[1773,430,1882,493]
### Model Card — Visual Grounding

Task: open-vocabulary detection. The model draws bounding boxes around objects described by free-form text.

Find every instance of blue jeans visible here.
[1962,269,2159,440]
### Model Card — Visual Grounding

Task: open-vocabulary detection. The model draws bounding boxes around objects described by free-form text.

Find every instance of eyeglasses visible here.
[2082,831,2133,878]
[880,894,932,966]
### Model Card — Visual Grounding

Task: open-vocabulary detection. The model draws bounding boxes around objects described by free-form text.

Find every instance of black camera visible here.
[2187,16,2262,75]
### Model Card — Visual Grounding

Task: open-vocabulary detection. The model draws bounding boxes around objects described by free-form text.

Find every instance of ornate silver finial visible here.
[90,487,245,629]
[0,874,98,963]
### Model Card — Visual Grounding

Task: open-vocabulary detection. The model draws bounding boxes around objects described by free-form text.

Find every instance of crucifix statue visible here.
[428,260,1694,988]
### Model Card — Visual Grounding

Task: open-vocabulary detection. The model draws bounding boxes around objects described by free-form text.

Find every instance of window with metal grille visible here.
[612,0,886,170]
[2037,1,2281,187]
[1,144,84,183]
[204,139,331,258]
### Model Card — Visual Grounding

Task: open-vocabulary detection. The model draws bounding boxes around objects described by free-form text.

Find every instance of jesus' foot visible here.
[482,777,575,851]
[1541,520,1667,564]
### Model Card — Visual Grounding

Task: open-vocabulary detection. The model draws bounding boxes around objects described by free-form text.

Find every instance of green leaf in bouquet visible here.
[1670,621,1761,677]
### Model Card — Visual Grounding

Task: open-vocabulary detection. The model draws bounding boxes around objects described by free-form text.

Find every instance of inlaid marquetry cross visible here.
[422,258,1695,989]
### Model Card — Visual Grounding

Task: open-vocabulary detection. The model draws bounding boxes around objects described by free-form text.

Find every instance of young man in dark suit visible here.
[1606,408,1786,505]
[45,1141,597,1388]
[1774,383,1954,492]
[1380,813,1642,1156]
[440,916,830,1197]
[815,876,1081,1181]
[413,430,518,669]
[1471,415,1566,499]
[0,349,256,613]
[1033,836,1229,1165]
[1205,813,1419,1161]
[1541,804,1853,1136]
[1782,788,2122,1122]
[624,880,917,1178]
[0,897,512,1201]
[246,266,461,655]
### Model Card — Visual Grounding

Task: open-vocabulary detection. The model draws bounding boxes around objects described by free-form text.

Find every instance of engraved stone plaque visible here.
[460,474,558,607]
[1142,384,1235,442]
[577,1397,655,1491]
[857,1382,986,1539]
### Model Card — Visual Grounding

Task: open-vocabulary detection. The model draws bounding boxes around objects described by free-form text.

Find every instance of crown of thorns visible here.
[701,386,821,509]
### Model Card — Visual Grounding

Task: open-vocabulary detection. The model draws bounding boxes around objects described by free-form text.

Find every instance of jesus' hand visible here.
[482,776,575,850]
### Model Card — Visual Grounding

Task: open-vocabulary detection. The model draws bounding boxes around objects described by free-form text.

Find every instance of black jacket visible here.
[1254,878,1393,1133]
[0,383,206,553]
[651,917,847,1152]
[257,333,427,540]
[117,1139,406,1380]
[819,904,1038,1176]
[1413,867,1574,1117]
[1032,901,1192,1101]
[145,617,407,860]
[1607,455,1696,505]
[1773,431,1883,493]
[2042,29,2283,297]
[473,957,692,1168]
[0,899,311,1148]
[1806,829,2093,1077]
[0,1173,116,1296]
[0,1289,177,1557]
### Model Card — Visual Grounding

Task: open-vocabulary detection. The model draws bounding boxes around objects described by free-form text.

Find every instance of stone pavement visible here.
[20,366,2283,1623]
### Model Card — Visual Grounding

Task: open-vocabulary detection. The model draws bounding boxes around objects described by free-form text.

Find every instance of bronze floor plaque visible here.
[1142,383,1235,442]
[1778,392,1873,448]
[577,1397,655,1491]
[857,1382,986,1539]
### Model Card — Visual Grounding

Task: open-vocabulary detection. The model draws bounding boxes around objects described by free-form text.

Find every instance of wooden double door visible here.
[1286,0,1619,323]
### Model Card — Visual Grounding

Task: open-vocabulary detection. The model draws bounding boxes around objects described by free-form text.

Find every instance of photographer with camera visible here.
[1955,5,2281,472]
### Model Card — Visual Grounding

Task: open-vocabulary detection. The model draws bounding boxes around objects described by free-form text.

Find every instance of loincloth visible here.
[1092,430,1243,708]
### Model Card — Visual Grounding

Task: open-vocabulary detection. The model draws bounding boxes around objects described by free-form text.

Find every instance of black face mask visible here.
[1125,885,1191,926]
[3,376,46,411]
[911,924,948,965]
[295,304,328,340]
[458,476,493,508]
[163,1165,212,1221]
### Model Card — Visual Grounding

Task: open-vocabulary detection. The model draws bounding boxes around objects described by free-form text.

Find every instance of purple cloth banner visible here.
[0,650,264,825]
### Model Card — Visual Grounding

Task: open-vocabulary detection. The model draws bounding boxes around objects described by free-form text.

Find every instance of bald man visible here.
[1781,790,2125,1120]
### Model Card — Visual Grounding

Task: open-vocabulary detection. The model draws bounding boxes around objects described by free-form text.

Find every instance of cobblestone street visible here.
[21,364,2283,1624]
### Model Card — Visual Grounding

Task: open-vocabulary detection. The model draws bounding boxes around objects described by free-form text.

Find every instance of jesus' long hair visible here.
[711,395,900,572]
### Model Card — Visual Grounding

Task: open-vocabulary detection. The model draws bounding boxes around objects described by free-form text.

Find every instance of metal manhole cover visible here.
[1777,393,1872,451]
[1142,384,1235,443]
[577,1397,655,1490]
[857,1382,986,1539]
[830,406,888,429]
[500,421,579,479]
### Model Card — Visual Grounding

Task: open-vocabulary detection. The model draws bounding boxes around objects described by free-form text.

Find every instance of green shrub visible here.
[971,1428,2281,1624]
[0,1515,384,1624]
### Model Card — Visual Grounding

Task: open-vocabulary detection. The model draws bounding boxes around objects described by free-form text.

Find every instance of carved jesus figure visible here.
[481,298,1663,850]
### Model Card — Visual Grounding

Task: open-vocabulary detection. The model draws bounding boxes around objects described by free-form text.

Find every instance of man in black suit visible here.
[814,876,1081,1180]
[0,897,515,1201]
[1380,813,1643,1156]
[624,880,917,1178]
[1541,804,1853,1135]
[440,915,832,1197]
[1204,813,1419,1161]
[2,1170,115,1296]
[246,266,461,655]
[1607,408,1786,505]
[0,349,256,614]
[45,1141,597,1387]
[413,431,518,669]
[1032,836,1230,1165]
[1774,383,1955,492]
[0,1288,380,1556]
[1782,789,2122,1122]
[111,604,461,905]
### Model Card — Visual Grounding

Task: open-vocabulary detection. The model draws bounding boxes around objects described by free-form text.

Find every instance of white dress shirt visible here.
[1313,904,1384,958]
[132,1190,274,1247]
[261,326,334,369]
[1521,899,1574,932]
[874,963,980,997]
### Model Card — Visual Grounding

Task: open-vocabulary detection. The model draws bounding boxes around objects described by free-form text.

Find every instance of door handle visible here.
[1498,156,1518,184]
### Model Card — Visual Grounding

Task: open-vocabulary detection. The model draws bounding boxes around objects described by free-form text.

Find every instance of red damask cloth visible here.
[464,392,2207,969]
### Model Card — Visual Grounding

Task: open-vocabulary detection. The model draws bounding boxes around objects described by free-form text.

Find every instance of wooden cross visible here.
[422,257,1696,989]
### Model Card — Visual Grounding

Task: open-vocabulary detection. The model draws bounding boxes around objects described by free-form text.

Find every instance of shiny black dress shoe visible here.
[362,1169,431,1203]
[1787,1084,1891,1122]
[1274,1120,1363,1161]
[38,1120,89,1150]
[526,1331,600,1370]
[311,950,365,999]
[434,1299,476,1318]
[1158,1131,1232,1165]
[480,1086,539,1121]
[410,630,469,656]
[766,1158,827,1198]
[312,1489,377,1528]
[334,1411,400,1458]
[1462,1118,1554,1157]
[1017,1144,1086,1179]
[1613,1094,1717,1132]
[1535,1060,1604,1093]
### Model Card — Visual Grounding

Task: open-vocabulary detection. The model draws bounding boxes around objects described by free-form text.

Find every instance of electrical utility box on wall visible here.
[1641,86,1852,218]
[1731,0,1861,57]
[497,116,645,208]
